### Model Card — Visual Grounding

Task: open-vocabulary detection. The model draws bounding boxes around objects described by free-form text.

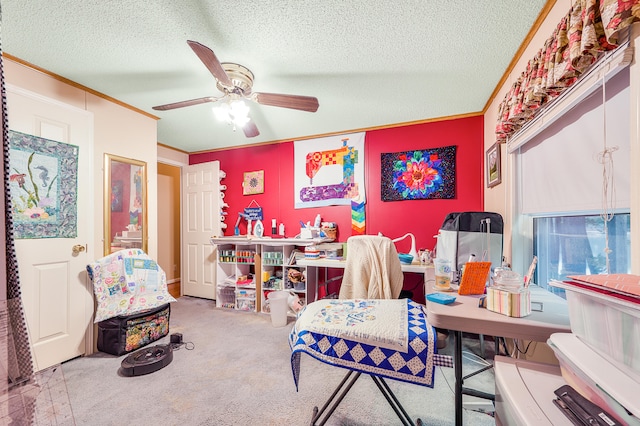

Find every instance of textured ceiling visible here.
[2,0,548,153]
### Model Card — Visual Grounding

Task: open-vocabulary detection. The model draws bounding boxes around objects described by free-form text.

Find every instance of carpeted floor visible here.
[56,296,496,425]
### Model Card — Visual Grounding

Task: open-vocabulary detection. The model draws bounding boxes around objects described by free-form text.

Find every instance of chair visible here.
[298,236,441,425]
[338,235,404,300]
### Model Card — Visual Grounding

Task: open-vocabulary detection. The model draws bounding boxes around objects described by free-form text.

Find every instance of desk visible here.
[425,284,570,426]
[296,258,433,301]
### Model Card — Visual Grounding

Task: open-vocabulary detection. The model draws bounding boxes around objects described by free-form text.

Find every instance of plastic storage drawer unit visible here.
[550,280,640,381]
[548,333,640,426]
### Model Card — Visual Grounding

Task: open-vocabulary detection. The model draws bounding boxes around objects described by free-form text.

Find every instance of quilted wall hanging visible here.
[8,130,79,238]
[381,145,456,201]
[294,132,365,208]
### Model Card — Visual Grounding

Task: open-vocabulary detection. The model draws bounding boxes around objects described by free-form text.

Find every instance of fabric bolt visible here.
[495,0,640,142]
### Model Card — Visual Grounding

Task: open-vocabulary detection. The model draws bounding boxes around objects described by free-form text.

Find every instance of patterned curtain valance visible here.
[495,0,640,143]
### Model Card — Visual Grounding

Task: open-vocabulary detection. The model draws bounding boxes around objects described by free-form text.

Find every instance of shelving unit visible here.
[260,243,316,316]
[215,242,259,311]
[211,237,325,315]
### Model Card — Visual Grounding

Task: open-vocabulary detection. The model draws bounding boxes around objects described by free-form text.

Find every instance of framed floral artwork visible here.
[243,170,264,195]
[381,145,456,201]
[486,142,501,188]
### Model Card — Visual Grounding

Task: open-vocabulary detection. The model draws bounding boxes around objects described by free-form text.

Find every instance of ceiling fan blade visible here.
[243,119,260,138]
[251,92,319,112]
[187,40,233,87]
[152,96,220,111]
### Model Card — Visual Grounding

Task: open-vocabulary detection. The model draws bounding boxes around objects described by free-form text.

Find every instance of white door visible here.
[7,85,93,371]
[182,162,220,299]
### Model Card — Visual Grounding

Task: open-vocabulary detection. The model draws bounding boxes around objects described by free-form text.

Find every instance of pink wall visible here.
[190,115,484,302]
[191,115,484,250]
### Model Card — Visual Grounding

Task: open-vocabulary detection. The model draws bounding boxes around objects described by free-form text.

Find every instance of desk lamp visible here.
[391,233,419,262]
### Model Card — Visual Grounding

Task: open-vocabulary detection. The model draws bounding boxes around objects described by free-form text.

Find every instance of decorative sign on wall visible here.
[294,132,366,208]
[8,130,79,239]
[243,170,264,195]
[381,145,456,201]
[244,200,264,220]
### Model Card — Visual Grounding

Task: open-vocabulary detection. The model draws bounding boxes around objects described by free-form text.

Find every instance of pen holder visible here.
[486,286,531,317]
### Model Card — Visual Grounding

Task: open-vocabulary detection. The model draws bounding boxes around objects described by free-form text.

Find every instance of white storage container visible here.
[494,356,571,425]
[549,280,640,379]
[548,333,640,426]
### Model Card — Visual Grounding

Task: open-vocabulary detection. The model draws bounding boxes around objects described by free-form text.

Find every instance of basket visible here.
[321,227,337,241]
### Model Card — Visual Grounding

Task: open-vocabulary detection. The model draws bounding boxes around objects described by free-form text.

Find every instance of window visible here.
[508,67,632,297]
[533,213,631,297]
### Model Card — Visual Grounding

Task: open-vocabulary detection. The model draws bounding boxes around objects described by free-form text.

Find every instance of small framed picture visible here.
[486,142,501,188]
[243,170,264,195]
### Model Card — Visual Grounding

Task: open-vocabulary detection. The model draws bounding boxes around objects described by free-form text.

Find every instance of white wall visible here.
[158,144,189,166]
[5,58,159,261]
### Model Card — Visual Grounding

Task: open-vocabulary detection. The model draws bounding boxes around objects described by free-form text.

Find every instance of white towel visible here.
[338,235,404,300]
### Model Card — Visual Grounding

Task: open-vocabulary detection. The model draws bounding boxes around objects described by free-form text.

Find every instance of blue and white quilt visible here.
[289,299,452,390]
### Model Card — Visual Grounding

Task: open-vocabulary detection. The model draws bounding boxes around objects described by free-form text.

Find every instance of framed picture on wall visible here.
[486,142,501,188]
[243,170,264,195]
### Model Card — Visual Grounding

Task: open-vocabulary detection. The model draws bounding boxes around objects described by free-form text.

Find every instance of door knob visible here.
[72,244,86,255]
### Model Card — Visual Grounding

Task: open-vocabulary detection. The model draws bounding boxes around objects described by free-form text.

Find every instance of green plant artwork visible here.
[8,130,78,239]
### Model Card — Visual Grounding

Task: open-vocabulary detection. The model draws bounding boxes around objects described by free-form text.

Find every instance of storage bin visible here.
[236,297,255,311]
[218,286,236,308]
[97,303,170,356]
[548,333,640,425]
[549,280,640,379]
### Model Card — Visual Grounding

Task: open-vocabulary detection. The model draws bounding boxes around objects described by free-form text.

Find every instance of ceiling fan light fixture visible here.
[213,102,231,121]
[213,100,250,128]
[229,100,250,127]
[153,41,318,138]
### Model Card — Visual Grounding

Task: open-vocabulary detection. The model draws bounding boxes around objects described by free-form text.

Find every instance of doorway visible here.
[158,162,181,298]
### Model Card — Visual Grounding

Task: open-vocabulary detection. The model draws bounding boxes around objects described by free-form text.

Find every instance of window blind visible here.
[519,69,630,215]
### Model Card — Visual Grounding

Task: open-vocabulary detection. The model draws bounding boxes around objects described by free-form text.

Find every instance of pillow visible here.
[88,248,177,323]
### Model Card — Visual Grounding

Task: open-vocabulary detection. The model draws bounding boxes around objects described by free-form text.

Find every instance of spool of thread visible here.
[272,219,277,235]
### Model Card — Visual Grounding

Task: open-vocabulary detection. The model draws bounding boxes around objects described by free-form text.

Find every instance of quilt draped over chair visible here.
[338,235,404,300]
[87,248,176,322]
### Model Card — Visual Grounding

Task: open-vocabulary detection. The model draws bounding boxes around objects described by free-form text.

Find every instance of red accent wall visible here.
[190,115,484,300]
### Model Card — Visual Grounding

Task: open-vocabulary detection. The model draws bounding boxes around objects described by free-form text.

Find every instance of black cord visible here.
[499,336,534,356]
[513,339,534,355]
[171,341,195,351]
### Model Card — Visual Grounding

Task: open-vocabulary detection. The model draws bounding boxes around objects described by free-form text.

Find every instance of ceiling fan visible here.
[152,40,319,138]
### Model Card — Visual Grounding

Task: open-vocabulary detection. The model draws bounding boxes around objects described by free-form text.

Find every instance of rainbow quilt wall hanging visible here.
[294,133,366,209]
[381,145,456,201]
